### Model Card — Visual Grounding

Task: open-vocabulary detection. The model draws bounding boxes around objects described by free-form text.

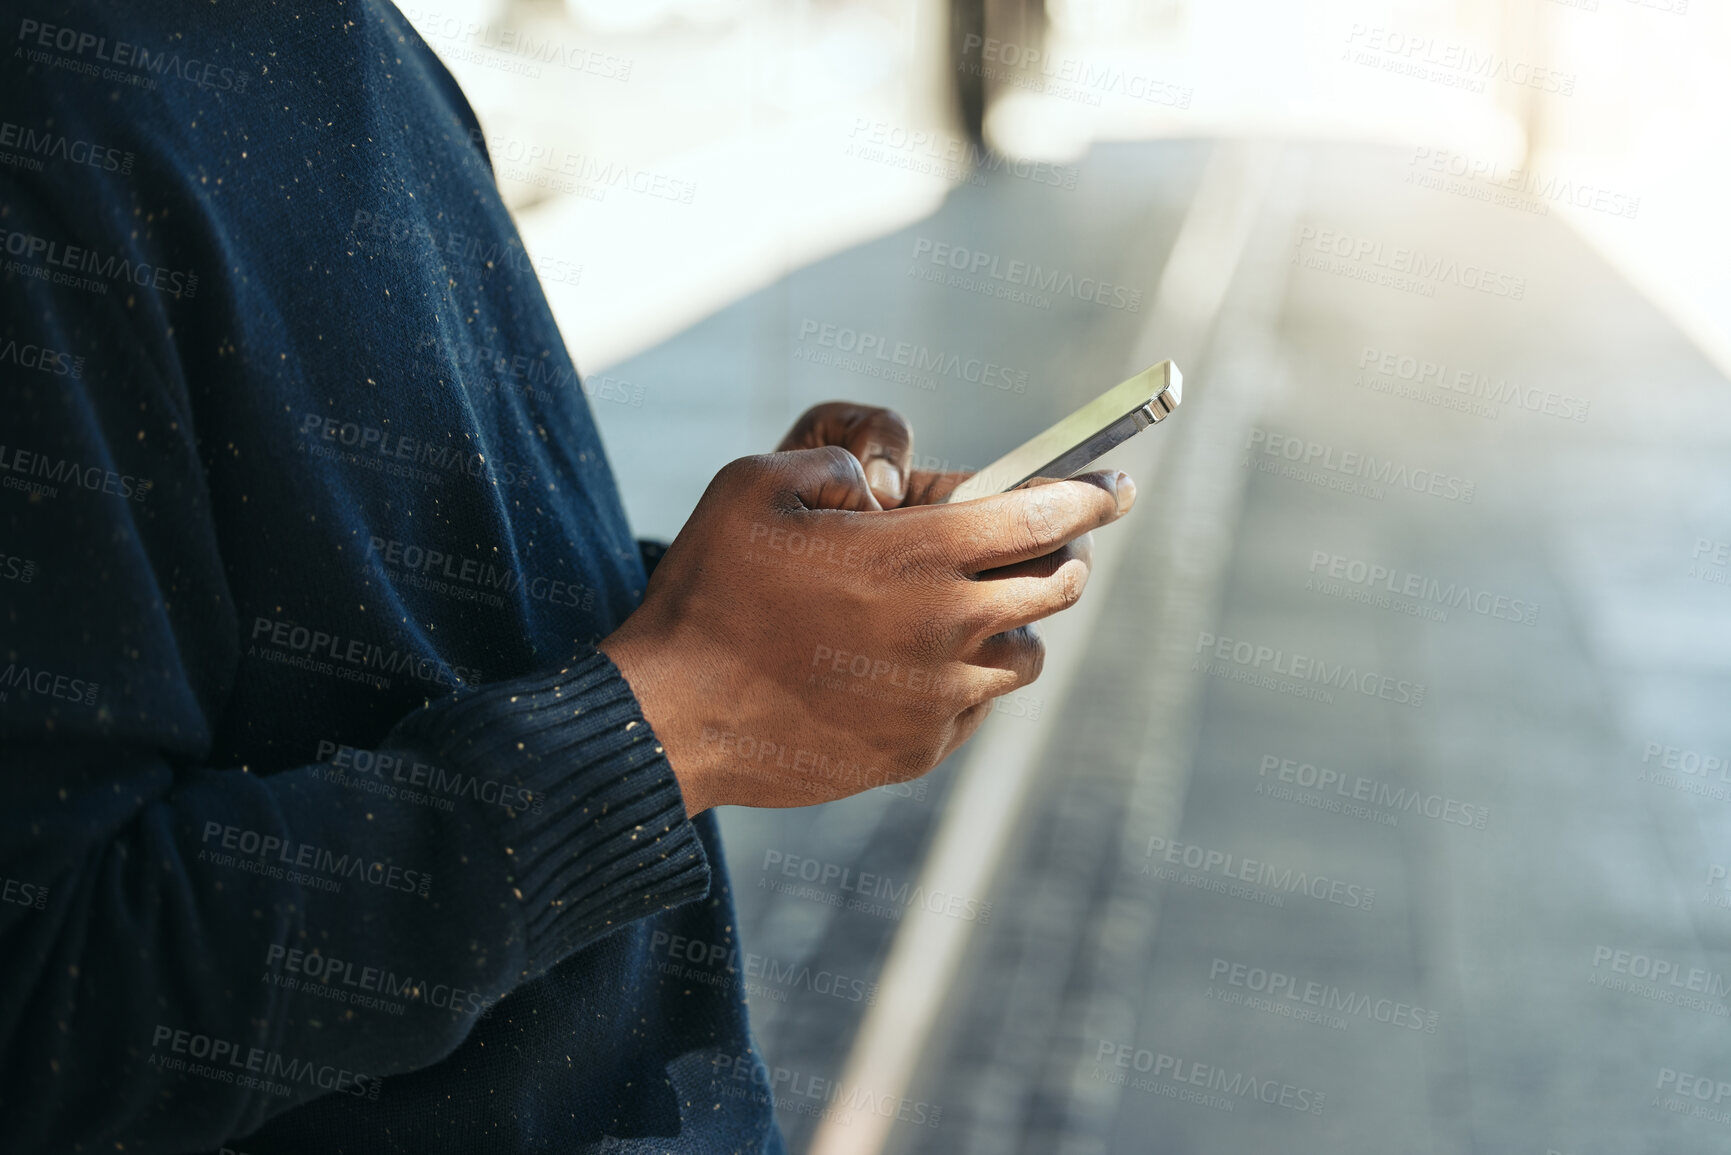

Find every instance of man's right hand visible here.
[599,447,1135,813]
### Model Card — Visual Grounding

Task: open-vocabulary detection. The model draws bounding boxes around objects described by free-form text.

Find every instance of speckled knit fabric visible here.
[0,1,780,1150]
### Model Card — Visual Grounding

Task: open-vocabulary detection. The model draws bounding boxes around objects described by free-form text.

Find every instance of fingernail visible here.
[1115,471,1136,514]
[866,459,904,501]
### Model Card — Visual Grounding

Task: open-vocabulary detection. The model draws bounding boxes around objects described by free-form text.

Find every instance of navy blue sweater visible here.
[0,2,782,1151]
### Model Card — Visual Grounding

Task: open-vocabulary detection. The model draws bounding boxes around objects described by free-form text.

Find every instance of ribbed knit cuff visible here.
[387,649,710,979]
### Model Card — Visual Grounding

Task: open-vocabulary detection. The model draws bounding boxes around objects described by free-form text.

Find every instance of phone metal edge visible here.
[942,360,1182,504]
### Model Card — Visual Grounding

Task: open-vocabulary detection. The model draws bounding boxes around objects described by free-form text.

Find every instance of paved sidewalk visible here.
[897,142,1731,1155]
[592,137,1731,1154]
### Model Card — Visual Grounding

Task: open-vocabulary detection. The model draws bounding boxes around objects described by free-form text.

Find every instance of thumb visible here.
[847,410,913,509]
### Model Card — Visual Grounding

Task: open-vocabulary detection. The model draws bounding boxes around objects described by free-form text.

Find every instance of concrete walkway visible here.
[591,137,1731,1155]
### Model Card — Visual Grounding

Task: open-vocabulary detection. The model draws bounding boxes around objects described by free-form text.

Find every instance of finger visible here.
[901,469,972,507]
[776,402,913,508]
[958,540,1093,639]
[776,401,864,450]
[851,412,913,508]
[969,625,1045,692]
[903,470,1133,573]
[935,699,994,764]
[979,532,1093,581]
[768,445,884,513]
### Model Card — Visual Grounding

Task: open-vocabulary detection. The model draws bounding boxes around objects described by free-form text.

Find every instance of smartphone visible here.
[942,360,1182,504]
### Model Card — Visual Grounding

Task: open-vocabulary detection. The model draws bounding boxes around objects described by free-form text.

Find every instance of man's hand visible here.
[599,446,1136,813]
[776,400,972,508]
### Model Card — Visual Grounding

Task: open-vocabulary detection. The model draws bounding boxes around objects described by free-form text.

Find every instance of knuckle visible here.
[957,598,1004,644]
[717,453,772,491]
[1019,498,1062,555]
[1056,563,1085,610]
[888,747,933,783]
[904,612,956,664]
[975,664,1025,705]
[870,530,941,582]
[970,676,1014,709]
[813,443,856,473]
[823,448,871,492]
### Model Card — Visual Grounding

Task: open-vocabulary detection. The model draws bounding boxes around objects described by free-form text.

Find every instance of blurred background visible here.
[400,0,1731,1151]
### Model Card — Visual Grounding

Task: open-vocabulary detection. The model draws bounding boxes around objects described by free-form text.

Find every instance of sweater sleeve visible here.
[0,216,709,1155]
[1,516,711,1152]
[2,662,711,1154]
